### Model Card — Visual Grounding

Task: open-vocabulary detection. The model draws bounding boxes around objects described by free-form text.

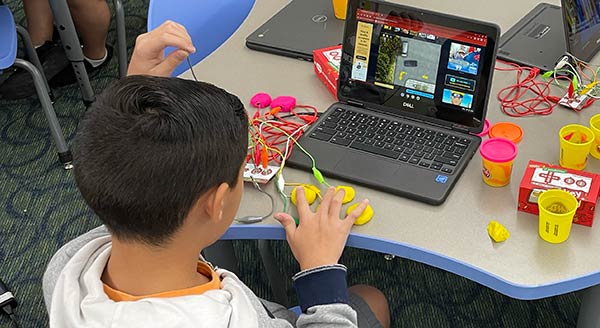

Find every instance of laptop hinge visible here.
[451,124,470,134]
[346,99,364,108]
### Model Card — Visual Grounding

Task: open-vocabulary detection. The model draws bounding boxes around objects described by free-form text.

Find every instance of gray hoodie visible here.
[42,226,358,327]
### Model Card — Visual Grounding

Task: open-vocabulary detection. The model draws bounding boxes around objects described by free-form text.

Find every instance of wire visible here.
[257,119,309,211]
[2,305,20,328]
[246,98,320,215]
[563,62,582,86]
[256,120,315,171]
[235,177,275,223]
[9,315,19,328]
[256,119,330,187]
[494,59,597,116]
[186,57,199,82]
[495,61,555,116]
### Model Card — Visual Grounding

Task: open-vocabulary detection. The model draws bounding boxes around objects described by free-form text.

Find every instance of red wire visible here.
[249,104,319,166]
[495,59,595,116]
[495,60,560,117]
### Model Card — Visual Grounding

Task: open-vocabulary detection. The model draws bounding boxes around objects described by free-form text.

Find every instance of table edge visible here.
[222,224,599,300]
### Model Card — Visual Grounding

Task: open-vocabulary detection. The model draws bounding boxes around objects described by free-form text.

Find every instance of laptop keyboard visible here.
[308,108,472,174]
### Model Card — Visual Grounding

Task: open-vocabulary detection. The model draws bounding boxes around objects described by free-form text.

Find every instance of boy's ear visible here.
[205,182,230,222]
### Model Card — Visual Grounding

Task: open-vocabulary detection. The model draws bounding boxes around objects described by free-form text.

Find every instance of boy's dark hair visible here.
[73,75,248,246]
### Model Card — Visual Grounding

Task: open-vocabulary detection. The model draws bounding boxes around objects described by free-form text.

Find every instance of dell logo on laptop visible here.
[403,102,414,109]
[312,14,328,23]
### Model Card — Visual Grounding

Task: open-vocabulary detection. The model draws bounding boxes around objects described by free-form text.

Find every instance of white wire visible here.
[255,119,309,205]
[257,119,309,172]
[563,62,583,87]
[564,51,581,63]
[562,51,600,68]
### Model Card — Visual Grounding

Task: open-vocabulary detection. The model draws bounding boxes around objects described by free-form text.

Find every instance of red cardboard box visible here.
[518,160,600,227]
[313,45,341,99]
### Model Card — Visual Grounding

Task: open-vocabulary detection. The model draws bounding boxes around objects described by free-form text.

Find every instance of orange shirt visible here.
[103,261,221,302]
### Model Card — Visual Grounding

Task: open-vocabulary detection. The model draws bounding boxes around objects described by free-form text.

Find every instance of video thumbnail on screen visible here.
[442,88,474,109]
[447,42,481,75]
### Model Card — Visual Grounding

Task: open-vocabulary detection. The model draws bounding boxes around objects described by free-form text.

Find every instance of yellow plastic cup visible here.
[537,189,578,243]
[589,114,600,159]
[479,138,518,187]
[332,0,348,20]
[559,124,594,170]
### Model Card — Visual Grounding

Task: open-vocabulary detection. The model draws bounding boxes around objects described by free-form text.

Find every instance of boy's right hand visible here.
[127,20,196,77]
[274,187,369,271]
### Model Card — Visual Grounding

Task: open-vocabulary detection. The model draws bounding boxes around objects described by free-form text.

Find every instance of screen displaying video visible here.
[373,32,440,98]
[442,89,474,111]
[340,3,497,129]
[447,42,481,75]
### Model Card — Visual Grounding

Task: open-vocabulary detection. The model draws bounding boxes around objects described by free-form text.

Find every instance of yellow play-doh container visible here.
[537,189,578,244]
[479,138,518,187]
[589,114,600,159]
[559,124,594,170]
[332,0,348,19]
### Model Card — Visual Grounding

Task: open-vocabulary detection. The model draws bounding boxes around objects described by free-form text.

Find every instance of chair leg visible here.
[47,0,95,106]
[15,25,55,102]
[258,240,289,307]
[112,0,127,78]
[577,284,600,328]
[13,59,73,170]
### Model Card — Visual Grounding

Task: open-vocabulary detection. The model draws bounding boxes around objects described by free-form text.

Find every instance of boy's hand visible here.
[274,187,369,271]
[127,20,196,77]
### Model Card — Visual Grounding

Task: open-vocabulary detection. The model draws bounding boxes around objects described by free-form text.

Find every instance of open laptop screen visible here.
[562,0,600,62]
[338,0,499,133]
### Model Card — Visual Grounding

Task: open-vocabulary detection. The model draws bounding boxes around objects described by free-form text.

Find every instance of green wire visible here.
[257,120,330,186]
[253,119,330,214]
[280,191,288,213]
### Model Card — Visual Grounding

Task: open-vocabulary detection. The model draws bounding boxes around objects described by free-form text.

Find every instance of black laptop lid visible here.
[245,0,344,60]
[338,0,500,134]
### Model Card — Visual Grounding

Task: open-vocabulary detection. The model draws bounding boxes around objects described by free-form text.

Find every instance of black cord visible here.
[2,305,20,328]
[279,112,320,119]
[186,56,199,82]
[0,277,19,328]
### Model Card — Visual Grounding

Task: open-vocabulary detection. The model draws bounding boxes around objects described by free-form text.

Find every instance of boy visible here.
[43,22,390,328]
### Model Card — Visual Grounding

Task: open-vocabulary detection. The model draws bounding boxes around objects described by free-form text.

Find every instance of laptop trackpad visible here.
[334,152,398,183]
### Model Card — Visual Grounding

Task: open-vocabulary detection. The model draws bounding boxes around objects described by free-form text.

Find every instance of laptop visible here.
[498,1,600,71]
[245,0,345,61]
[562,0,600,63]
[287,0,500,205]
[497,3,566,71]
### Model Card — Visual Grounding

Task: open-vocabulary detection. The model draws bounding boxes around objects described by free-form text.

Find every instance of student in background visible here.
[0,0,111,99]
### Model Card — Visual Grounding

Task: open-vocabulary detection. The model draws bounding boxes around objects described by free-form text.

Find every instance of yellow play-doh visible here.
[336,186,355,204]
[290,186,317,206]
[487,221,510,242]
[347,203,373,225]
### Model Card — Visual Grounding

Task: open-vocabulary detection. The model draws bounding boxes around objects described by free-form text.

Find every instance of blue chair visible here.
[147,0,255,76]
[0,4,72,169]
